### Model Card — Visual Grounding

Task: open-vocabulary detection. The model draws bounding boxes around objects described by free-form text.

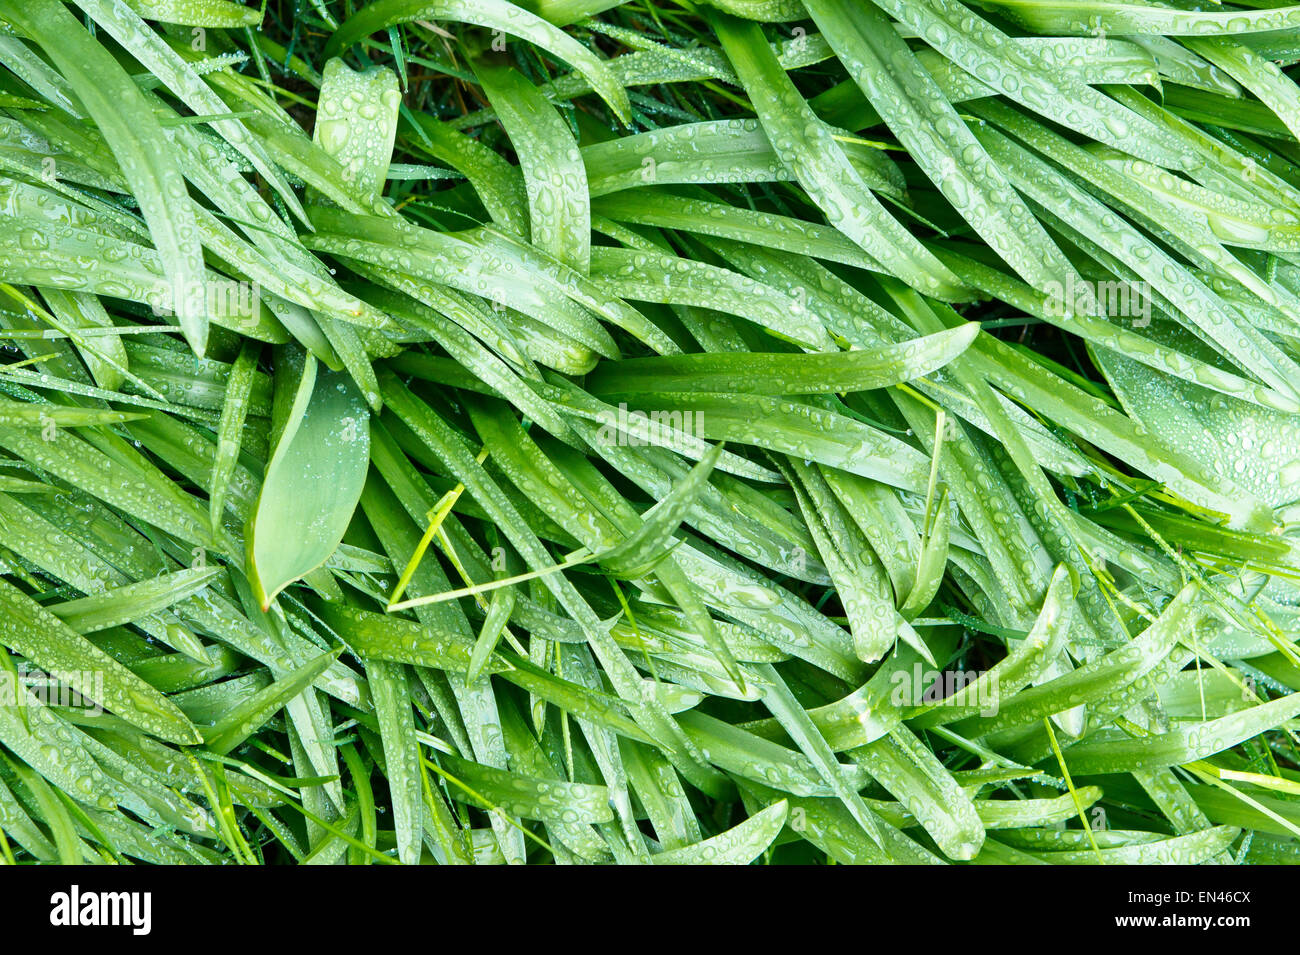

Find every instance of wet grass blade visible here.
[2,0,208,354]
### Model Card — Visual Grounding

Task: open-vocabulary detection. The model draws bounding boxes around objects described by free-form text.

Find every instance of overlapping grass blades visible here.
[0,0,1297,865]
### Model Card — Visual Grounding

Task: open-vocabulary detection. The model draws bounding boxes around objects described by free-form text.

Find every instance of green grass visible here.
[0,0,1296,864]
